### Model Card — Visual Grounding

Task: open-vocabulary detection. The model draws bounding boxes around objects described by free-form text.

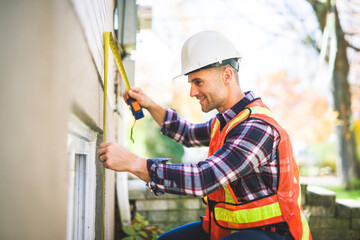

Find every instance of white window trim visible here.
[66,114,98,240]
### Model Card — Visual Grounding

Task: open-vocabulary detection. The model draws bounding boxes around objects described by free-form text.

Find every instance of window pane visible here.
[74,154,86,240]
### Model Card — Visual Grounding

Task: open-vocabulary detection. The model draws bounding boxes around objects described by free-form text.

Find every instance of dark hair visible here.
[186,58,240,75]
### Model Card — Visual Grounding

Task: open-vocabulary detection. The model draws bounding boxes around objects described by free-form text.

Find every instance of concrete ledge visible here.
[310,229,360,240]
[336,199,360,217]
[303,205,335,217]
[306,186,336,207]
[300,184,308,206]
[336,198,360,230]
[308,216,350,229]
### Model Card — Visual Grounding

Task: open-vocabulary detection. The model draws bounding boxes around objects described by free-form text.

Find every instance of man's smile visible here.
[198,97,206,103]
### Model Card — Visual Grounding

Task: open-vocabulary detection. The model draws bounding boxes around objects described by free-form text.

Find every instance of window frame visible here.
[66,114,98,240]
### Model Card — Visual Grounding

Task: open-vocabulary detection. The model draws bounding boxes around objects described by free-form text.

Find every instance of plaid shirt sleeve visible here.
[146,110,280,198]
[160,108,213,147]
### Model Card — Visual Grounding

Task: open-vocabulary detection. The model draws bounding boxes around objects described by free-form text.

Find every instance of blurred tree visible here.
[256,71,337,143]
[262,0,360,188]
[143,117,185,164]
[304,0,360,189]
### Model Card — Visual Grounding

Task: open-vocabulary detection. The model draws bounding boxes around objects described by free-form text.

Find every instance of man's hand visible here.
[123,87,166,127]
[123,87,153,109]
[98,142,150,182]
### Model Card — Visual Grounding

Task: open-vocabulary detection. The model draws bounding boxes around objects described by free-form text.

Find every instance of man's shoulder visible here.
[226,117,278,138]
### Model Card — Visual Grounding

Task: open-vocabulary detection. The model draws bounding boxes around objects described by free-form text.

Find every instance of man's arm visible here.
[124,88,212,147]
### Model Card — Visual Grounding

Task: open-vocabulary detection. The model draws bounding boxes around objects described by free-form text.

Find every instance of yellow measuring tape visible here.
[102,32,109,240]
[102,31,144,239]
[104,31,131,91]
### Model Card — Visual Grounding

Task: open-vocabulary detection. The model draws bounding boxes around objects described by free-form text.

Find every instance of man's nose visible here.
[190,85,198,98]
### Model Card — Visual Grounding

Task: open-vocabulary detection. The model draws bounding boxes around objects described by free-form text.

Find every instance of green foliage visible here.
[325,185,360,201]
[128,116,185,164]
[141,117,185,163]
[122,213,163,240]
[354,120,360,161]
[309,140,337,172]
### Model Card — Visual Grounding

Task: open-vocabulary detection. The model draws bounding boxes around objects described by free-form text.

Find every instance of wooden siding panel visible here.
[71,0,114,83]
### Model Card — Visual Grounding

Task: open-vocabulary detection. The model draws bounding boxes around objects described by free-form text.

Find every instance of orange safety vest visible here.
[201,99,311,240]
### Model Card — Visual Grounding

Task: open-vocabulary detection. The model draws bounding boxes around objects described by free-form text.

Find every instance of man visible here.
[98,31,311,240]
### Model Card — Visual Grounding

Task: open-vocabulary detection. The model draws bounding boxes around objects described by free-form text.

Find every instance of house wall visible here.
[0,1,71,239]
[0,0,127,239]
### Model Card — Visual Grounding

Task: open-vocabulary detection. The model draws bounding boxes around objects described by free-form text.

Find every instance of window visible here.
[66,114,97,240]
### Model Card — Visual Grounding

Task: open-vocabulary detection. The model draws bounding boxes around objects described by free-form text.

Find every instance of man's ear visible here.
[223,67,233,85]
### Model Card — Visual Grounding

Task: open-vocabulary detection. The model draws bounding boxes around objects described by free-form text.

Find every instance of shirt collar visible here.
[216,91,256,130]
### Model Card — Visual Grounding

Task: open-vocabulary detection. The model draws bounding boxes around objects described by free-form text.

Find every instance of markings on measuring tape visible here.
[101,31,109,240]
[104,31,144,120]
[106,32,131,91]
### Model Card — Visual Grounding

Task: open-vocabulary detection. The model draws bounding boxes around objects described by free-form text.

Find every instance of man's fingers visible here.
[98,147,107,157]
[98,142,112,159]
[128,90,137,98]
[130,87,141,92]
[103,161,109,169]
[123,91,129,101]
[99,142,112,148]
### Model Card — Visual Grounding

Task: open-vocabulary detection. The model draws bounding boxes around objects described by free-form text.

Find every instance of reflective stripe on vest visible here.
[297,181,311,240]
[214,202,282,224]
[225,109,251,135]
[211,119,220,139]
[249,106,276,119]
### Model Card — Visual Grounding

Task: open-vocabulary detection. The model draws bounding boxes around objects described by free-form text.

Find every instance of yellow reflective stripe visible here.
[249,106,276,119]
[224,185,236,204]
[297,182,310,240]
[300,210,310,240]
[215,202,282,224]
[225,109,250,134]
[211,119,220,139]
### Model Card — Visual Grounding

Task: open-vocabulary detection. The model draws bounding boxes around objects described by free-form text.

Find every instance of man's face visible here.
[188,68,227,113]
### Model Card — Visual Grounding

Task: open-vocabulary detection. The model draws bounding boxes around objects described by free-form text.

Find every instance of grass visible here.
[324,186,360,201]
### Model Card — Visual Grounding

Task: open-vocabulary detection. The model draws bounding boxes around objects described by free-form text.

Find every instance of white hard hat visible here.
[176,30,241,78]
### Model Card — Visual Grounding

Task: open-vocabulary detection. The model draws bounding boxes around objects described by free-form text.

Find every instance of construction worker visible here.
[98,30,312,240]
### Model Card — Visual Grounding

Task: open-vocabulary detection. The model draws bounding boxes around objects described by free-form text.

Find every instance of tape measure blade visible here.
[108,34,131,91]
[102,31,110,240]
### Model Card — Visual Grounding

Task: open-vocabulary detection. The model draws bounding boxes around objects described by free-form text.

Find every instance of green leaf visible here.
[135,213,144,221]
[122,237,134,240]
[122,226,136,236]
[134,222,141,231]
[139,231,147,237]
[134,236,144,240]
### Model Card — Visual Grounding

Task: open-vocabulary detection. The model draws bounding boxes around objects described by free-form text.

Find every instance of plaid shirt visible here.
[147,92,280,203]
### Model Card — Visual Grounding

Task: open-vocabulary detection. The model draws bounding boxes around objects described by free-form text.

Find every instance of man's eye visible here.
[195,81,202,86]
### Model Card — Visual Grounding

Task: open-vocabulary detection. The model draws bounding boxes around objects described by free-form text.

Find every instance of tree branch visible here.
[346,40,360,52]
